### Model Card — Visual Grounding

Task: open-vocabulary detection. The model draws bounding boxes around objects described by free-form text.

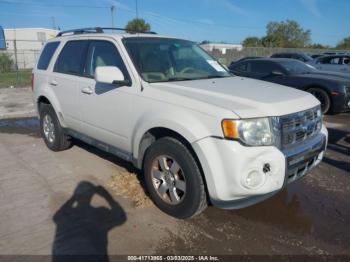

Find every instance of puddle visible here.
[0,117,40,137]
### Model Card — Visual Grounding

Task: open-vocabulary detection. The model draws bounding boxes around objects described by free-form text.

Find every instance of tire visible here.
[39,103,72,151]
[143,137,207,219]
[308,88,331,114]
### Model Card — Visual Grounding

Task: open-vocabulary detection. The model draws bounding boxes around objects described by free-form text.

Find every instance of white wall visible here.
[4,28,58,69]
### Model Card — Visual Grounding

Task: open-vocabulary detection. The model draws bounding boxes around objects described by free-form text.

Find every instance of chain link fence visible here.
[0,39,41,88]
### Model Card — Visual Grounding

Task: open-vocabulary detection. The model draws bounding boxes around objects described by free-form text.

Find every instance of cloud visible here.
[196,19,214,25]
[105,0,133,12]
[299,0,322,17]
[218,0,248,16]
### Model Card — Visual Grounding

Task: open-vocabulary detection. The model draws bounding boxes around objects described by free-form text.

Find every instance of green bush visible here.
[0,53,14,73]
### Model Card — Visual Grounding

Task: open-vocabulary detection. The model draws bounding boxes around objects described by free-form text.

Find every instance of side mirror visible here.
[95,66,131,86]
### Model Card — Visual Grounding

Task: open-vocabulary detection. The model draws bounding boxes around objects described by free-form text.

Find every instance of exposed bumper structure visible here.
[192,125,328,209]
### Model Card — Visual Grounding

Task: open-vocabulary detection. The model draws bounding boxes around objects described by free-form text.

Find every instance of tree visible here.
[242,37,262,47]
[241,20,312,48]
[265,20,311,48]
[200,40,211,45]
[336,37,350,50]
[125,18,151,33]
[308,43,328,49]
[0,53,13,73]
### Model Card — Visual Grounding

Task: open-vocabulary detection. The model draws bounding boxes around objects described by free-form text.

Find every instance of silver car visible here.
[311,55,350,74]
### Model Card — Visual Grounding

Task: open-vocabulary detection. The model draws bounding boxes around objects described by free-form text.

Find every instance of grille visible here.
[280,107,322,148]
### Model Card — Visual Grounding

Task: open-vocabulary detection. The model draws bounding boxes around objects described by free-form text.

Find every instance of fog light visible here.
[243,170,265,189]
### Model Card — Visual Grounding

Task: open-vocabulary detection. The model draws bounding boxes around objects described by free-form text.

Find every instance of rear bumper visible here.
[192,125,328,209]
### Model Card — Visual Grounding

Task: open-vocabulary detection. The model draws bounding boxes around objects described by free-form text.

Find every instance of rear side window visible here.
[251,61,278,75]
[54,41,89,75]
[231,62,250,72]
[37,42,60,70]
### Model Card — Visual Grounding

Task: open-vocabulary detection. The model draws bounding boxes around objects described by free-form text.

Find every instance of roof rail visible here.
[56,27,157,37]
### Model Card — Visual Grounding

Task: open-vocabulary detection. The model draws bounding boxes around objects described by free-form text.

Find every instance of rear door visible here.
[77,39,134,152]
[50,40,89,131]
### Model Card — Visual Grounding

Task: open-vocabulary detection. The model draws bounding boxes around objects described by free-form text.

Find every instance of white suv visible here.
[33,28,328,218]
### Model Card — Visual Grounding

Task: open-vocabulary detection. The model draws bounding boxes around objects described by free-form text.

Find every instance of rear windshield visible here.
[37,42,60,70]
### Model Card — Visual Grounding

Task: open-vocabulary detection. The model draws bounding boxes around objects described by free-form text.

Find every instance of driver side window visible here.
[84,41,129,80]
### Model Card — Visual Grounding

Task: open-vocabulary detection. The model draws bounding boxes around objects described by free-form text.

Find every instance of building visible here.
[200,43,243,54]
[3,28,58,69]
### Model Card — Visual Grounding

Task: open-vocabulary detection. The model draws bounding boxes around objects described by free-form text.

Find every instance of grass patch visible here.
[0,70,32,88]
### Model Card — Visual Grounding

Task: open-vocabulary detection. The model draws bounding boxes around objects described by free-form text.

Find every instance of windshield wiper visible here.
[167,77,194,82]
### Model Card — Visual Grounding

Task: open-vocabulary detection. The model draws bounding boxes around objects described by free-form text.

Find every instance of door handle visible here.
[81,87,93,95]
[50,80,58,86]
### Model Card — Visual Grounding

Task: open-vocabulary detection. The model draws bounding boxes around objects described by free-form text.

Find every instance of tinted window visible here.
[54,41,89,75]
[84,41,129,79]
[37,42,60,70]
[231,62,249,72]
[250,61,279,75]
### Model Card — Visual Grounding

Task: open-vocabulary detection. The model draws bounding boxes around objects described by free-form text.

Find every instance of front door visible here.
[77,40,134,152]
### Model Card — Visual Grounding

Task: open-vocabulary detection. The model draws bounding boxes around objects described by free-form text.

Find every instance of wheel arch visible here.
[305,84,333,111]
[134,126,210,203]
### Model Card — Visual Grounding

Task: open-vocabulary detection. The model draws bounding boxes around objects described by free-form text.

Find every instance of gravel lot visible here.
[0,87,349,257]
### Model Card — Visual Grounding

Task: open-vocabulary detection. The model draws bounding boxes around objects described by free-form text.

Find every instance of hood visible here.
[150,76,319,118]
[310,70,350,80]
[297,72,350,82]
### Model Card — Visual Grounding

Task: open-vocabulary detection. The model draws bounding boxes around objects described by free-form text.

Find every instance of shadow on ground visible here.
[52,181,126,262]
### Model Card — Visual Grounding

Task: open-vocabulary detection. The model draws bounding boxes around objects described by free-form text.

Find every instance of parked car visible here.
[310,54,323,59]
[33,27,328,218]
[232,56,262,64]
[271,52,313,63]
[311,55,350,74]
[229,58,350,114]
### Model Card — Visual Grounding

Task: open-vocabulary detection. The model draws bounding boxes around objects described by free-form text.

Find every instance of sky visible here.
[0,0,349,46]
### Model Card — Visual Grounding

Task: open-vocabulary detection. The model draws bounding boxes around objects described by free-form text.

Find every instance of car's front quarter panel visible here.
[131,92,229,161]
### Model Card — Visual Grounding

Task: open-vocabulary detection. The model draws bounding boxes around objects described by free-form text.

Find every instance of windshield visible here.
[123,37,231,83]
[277,60,317,75]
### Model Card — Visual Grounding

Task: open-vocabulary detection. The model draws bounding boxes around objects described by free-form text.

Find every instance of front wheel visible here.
[143,137,207,219]
[39,104,72,151]
[308,88,331,114]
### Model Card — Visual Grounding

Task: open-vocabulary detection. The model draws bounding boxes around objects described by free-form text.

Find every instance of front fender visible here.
[131,108,221,160]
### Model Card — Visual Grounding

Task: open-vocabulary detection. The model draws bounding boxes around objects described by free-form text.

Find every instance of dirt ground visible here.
[0,88,349,257]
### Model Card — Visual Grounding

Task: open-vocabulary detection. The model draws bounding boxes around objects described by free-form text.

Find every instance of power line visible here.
[0,0,109,9]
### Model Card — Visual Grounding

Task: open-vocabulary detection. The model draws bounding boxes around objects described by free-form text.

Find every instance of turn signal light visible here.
[222,120,239,139]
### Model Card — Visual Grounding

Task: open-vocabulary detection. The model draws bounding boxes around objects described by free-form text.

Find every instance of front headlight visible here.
[222,118,277,146]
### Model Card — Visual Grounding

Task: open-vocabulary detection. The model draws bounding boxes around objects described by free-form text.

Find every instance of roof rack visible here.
[56,27,157,37]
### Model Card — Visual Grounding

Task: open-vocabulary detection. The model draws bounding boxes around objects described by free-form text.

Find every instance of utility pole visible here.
[111,5,115,30]
[51,16,56,30]
[135,0,139,19]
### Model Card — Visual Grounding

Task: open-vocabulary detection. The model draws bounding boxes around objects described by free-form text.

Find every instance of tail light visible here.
[31,73,34,91]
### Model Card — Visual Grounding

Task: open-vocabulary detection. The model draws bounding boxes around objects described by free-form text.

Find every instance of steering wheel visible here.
[180,67,196,74]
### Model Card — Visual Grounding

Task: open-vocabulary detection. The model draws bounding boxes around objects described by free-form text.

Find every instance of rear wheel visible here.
[143,137,207,219]
[39,104,72,151]
[308,88,331,114]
